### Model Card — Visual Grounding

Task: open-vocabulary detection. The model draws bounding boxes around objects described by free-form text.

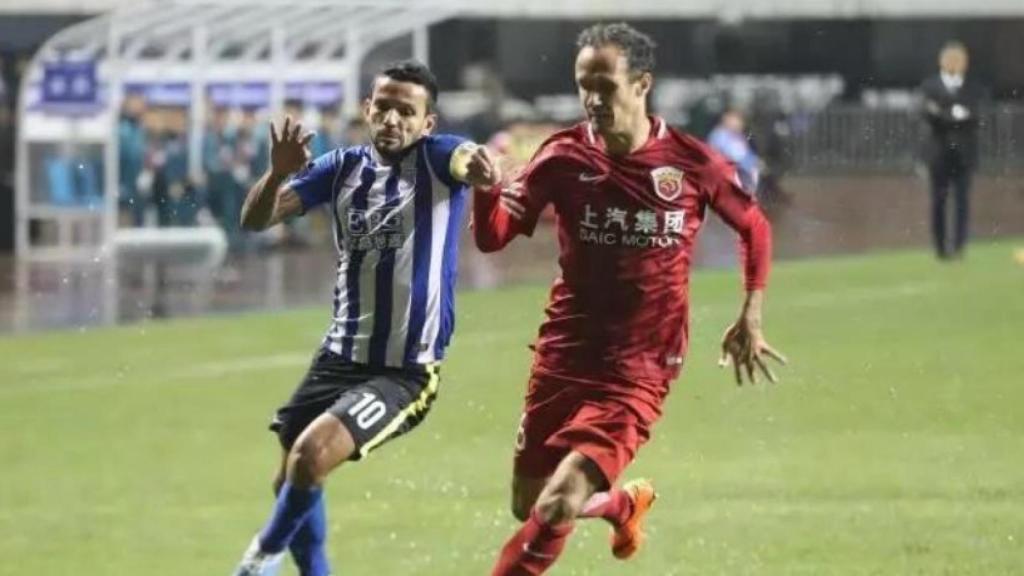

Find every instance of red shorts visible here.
[513,370,664,486]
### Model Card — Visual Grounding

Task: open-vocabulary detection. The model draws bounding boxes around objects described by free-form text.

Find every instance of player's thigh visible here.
[271,348,358,450]
[288,411,359,483]
[548,398,654,488]
[513,377,580,481]
[325,365,440,461]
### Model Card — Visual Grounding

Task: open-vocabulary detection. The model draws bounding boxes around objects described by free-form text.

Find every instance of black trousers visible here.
[928,158,973,258]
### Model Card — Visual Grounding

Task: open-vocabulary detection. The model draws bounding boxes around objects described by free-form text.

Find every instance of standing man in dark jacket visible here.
[919,41,987,260]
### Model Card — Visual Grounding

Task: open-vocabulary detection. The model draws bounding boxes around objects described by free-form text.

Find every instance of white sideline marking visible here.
[1,352,311,395]
[783,282,937,310]
[2,282,934,396]
[177,353,311,379]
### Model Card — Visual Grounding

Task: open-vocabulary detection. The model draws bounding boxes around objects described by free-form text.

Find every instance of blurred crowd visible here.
[31,49,1010,256]
[115,92,368,249]
[447,64,799,204]
[100,79,798,252]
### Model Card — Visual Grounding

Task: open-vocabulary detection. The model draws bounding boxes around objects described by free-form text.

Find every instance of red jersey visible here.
[474,117,771,397]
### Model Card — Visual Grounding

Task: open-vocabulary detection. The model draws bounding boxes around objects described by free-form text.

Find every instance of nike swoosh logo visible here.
[522,543,557,559]
[578,173,603,182]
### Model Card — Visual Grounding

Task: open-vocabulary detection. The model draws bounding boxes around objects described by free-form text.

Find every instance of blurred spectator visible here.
[919,41,988,260]
[748,88,792,204]
[239,107,269,177]
[707,108,760,194]
[283,99,305,126]
[310,105,342,156]
[685,91,726,139]
[0,60,11,194]
[455,63,534,143]
[459,63,506,142]
[44,142,102,208]
[341,116,369,148]
[203,105,244,247]
[118,93,147,226]
[1,58,22,245]
[151,107,199,227]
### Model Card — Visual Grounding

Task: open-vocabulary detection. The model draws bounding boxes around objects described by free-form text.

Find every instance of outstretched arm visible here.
[458,145,548,253]
[240,116,315,231]
[708,164,787,385]
[472,180,532,252]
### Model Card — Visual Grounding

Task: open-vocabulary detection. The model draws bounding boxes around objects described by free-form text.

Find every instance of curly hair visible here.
[576,22,657,77]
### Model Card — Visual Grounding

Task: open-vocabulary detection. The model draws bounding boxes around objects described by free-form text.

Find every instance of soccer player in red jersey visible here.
[463,23,788,574]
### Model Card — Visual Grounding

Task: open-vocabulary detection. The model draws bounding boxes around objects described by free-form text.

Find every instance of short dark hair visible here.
[576,22,657,77]
[376,59,439,109]
[941,40,968,56]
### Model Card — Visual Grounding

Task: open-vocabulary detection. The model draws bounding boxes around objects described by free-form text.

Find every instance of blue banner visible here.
[286,82,343,107]
[124,82,192,106]
[41,61,98,105]
[208,82,271,108]
[119,81,343,108]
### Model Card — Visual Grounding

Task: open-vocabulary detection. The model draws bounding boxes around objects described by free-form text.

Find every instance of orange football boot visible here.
[611,478,657,560]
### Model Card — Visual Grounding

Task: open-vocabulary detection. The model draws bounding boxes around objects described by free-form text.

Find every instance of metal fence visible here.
[789,104,1024,175]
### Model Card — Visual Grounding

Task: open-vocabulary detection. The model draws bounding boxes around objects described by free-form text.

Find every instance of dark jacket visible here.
[919,74,986,169]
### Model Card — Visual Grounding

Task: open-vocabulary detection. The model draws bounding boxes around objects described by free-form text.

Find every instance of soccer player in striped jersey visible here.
[230,60,496,576]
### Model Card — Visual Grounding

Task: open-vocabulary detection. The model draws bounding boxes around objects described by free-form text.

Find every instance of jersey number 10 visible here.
[348,392,387,430]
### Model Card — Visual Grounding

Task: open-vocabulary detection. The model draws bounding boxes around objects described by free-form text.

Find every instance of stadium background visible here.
[0,1,1021,575]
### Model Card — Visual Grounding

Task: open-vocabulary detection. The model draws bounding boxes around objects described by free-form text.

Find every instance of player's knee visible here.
[288,437,331,487]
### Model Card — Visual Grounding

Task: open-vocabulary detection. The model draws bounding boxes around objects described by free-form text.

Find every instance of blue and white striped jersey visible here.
[289,134,471,369]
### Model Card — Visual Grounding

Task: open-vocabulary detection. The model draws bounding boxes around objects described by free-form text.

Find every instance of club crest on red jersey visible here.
[650,166,685,201]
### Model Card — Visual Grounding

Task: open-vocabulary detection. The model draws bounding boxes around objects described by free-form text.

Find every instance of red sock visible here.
[491,509,575,576]
[578,488,633,527]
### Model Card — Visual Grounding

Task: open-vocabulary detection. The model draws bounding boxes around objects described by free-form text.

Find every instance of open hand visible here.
[269,116,315,177]
[719,319,787,385]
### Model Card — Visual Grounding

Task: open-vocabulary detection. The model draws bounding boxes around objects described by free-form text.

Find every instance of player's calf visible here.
[511,475,546,522]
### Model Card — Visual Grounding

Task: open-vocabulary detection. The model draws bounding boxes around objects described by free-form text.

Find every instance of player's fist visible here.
[269,115,315,177]
[453,143,502,189]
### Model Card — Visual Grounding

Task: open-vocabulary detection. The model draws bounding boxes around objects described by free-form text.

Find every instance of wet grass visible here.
[2,240,1022,575]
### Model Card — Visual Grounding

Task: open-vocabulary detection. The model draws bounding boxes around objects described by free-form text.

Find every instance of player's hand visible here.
[496,181,527,220]
[463,145,503,189]
[269,116,315,177]
[718,318,787,386]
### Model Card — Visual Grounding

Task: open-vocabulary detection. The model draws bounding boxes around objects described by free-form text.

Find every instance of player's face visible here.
[364,77,436,158]
[575,44,652,137]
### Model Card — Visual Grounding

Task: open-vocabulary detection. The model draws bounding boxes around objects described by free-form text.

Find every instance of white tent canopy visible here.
[16,0,1024,259]
[5,0,1024,18]
[16,0,457,258]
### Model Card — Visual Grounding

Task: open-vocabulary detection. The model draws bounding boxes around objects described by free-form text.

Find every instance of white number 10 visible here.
[347,392,387,430]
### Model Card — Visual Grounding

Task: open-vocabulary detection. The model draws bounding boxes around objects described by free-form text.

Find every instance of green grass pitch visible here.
[2,240,1022,575]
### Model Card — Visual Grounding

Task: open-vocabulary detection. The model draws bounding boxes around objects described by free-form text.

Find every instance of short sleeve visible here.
[287,149,342,212]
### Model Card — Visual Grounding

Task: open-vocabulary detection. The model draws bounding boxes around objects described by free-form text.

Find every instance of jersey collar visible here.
[585,116,667,149]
